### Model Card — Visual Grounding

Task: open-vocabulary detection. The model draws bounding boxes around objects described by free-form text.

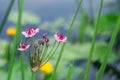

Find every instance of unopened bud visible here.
[34,43,38,48]
[42,33,47,38]
[38,40,44,45]
[45,37,49,42]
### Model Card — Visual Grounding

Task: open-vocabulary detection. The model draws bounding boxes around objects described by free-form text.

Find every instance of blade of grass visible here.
[0,0,15,35]
[32,72,35,80]
[84,0,104,80]
[79,12,87,42]
[18,0,25,80]
[21,53,25,80]
[50,0,83,80]
[66,63,74,80]
[7,0,24,80]
[96,17,120,80]
[4,39,11,69]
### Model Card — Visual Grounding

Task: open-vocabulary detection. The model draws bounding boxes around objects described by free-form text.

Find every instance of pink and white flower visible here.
[22,27,39,38]
[54,32,67,42]
[18,43,30,51]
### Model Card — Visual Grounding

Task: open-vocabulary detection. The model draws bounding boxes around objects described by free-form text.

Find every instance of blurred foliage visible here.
[0,40,7,67]
[98,13,119,32]
[8,11,41,25]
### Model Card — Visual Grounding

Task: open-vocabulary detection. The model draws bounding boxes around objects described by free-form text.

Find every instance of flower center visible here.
[26,27,35,35]
[59,34,65,40]
[21,44,27,49]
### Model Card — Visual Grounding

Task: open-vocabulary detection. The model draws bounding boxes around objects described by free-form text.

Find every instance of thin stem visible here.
[0,0,15,35]
[20,53,25,80]
[7,0,24,80]
[50,0,83,80]
[32,71,35,80]
[96,17,120,80]
[40,42,60,67]
[43,41,56,61]
[66,63,74,80]
[18,0,24,80]
[84,0,104,80]
[40,45,47,62]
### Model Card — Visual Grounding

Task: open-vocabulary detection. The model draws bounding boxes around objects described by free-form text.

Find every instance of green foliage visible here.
[8,11,40,25]
[97,13,119,32]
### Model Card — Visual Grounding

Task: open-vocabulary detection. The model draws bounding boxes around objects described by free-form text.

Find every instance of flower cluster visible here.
[18,26,67,73]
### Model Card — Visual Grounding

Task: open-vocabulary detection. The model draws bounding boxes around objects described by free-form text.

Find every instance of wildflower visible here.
[40,62,53,74]
[18,43,30,51]
[22,27,39,38]
[6,27,16,36]
[54,32,67,42]
[18,26,66,73]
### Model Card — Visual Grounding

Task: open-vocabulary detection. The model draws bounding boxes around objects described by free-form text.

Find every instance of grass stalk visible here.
[32,71,35,80]
[18,0,24,80]
[96,17,120,80]
[7,0,24,80]
[50,0,83,80]
[0,0,15,35]
[66,63,74,80]
[84,0,104,80]
[20,53,25,80]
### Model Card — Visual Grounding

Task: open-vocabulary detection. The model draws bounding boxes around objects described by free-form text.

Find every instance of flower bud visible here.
[34,43,38,48]
[38,40,44,45]
[45,37,49,43]
[42,33,47,38]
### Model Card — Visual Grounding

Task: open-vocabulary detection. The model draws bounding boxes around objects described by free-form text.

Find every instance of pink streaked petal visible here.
[26,45,30,49]
[61,36,67,42]
[35,28,39,33]
[22,31,27,36]
[18,48,26,51]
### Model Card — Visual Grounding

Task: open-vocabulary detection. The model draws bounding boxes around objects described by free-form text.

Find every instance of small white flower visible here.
[54,32,67,43]
[22,27,39,38]
[18,43,30,51]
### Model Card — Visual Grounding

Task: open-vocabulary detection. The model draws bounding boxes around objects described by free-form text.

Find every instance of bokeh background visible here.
[0,0,120,80]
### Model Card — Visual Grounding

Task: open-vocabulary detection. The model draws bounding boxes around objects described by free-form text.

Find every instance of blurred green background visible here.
[0,0,120,80]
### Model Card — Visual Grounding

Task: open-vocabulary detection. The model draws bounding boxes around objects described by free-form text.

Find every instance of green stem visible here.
[0,0,15,35]
[19,0,24,80]
[40,42,60,67]
[20,53,25,80]
[50,0,83,80]
[32,71,35,80]
[7,0,24,80]
[96,17,120,80]
[43,41,56,61]
[66,63,74,80]
[84,0,104,80]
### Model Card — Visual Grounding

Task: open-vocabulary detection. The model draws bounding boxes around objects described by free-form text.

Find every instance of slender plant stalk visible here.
[66,63,74,80]
[7,0,24,80]
[32,71,35,80]
[79,12,87,42]
[5,39,11,69]
[84,0,104,80]
[0,0,15,35]
[50,0,83,80]
[18,0,24,80]
[40,43,60,67]
[96,17,120,80]
[21,53,25,80]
